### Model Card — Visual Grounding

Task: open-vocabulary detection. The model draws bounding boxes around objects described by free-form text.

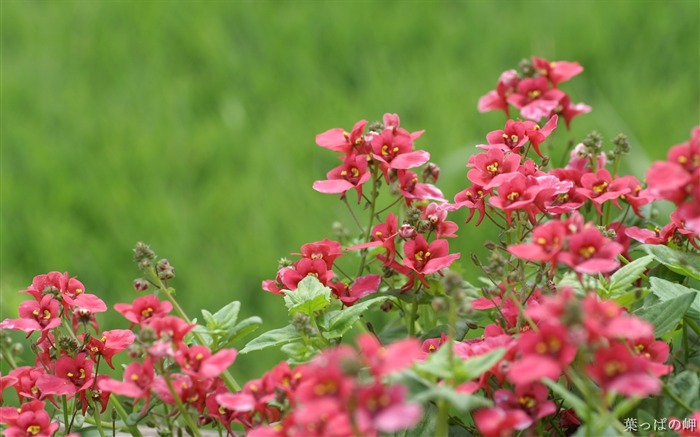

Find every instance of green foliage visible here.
[633,292,695,337]
[194,300,262,349]
[282,276,331,316]
[239,324,301,354]
[649,277,700,319]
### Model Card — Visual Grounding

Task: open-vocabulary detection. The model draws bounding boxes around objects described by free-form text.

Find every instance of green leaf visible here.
[412,385,491,412]
[224,315,262,345]
[605,255,653,297]
[415,346,505,384]
[212,300,240,329]
[542,378,590,419]
[633,292,695,336]
[319,295,389,339]
[649,277,700,318]
[662,371,700,417]
[240,324,301,354]
[282,276,332,316]
[643,245,700,280]
[455,348,506,383]
[201,309,217,329]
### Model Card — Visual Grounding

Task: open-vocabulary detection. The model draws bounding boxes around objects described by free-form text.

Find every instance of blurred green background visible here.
[2,0,698,381]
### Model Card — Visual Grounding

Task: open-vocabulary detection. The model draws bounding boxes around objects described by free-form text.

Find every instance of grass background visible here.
[2,0,699,381]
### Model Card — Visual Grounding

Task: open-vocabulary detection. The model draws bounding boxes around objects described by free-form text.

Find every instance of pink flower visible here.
[84,329,136,369]
[580,169,631,215]
[507,76,566,121]
[508,323,577,385]
[313,152,371,202]
[421,202,458,238]
[354,383,422,435]
[396,170,446,205]
[586,342,663,397]
[0,400,59,437]
[280,258,334,291]
[357,334,422,377]
[478,69,519,117]
[114,294,173,327]
[298,239,343,270]
[6,367,49,403]
[371,123,429,175]
[479,116,558,158]
[329,274,381,306]
[36,353,94,398]
[532,56,584,87]
[0,296,62,337]
[402,235,460,287]
[508,220,567,267]
[467,149,521,188]
[315,119,368,154]
[558,226,623,275]
[175,345,238,379]
[97,358,154,409]
[474,406,532,437]
[346,213,398,262]
[489,173,542,226]
[452,184,489,226]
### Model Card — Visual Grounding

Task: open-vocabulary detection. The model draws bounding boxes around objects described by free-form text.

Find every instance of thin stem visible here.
[162,373,203,437]
[89,397,108,437]
[109,394,143,437]
[356,164,381,277]
[343,196,365,233]
[435,399,450,437]
[663,382,695,414]
[62,396,70,434]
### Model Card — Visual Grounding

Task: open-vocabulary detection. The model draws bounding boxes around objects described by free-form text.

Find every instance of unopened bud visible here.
[422,163,440,183]
[518,59,535,78]
[471,254,481,267]
[431,297,446,312]
[367,120,383,133]
[278,257,294,268]
[380,300,394,312]
[399,223,417,240]
[133,278,149,292]
[133,242,156,263]
[11,343,24,355]
[156,259,175,280]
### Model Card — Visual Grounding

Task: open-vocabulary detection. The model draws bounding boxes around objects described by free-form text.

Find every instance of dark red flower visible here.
[402,235,460,287]
[36,353,94,398]
[329,274,381,306]
[176,345,238,379]
[85,329,136,369]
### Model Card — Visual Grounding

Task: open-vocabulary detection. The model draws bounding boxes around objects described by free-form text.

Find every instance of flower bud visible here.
[422,163,440,183]
[431,297,446,312]
[133,242,156,263]
[156,259,175,280]
[133,278,149,292]
[380,300,394,312]
[399,223,417,240]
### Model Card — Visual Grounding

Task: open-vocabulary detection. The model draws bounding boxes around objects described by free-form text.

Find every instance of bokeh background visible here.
[2,0,699,381]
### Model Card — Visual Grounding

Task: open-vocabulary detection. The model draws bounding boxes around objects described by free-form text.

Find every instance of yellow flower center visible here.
[507,191,520,201]
[486,162,499,173]
[593,181,608,193]
[26,425,42,435]
[579,246,596,259]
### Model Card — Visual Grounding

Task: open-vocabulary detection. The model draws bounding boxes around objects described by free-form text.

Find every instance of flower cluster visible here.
[478,56,590,126]
[215,335,422,437]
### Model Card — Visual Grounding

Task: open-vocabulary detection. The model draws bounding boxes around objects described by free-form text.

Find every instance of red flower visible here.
[315,119,368,154]
[354,382,422,435]
[346,213,398,262]
[357,334,422,377]
[85,329,137,369]
[371,123,429,174]
[0,400,59,437]
[479,116,558,158]
[473,406,532,437]
[493,382,556,422]
[6,366,49,403]
[329,274,381,306]
[478,69,519,117]
[580,169,631,215]
[114,295,173,327]
[313,152,371,202]
[145,315,196,350]
[298,239,343,270]
[0,296,62,337]
[421,202,458,238]
[36,353,94,398]
[396,170,446,205]
[467,149,520,188]
[532,56,583,87]
[508,323,577,386]
[508,220,567,267]
[175,345,238,379]
[507,76,566,121]
[586,342,662,397]
[489,173,542,226]
[280,258,334,291]
[452,184,489,226]
[20,272,106,316]
[558,226,623,275]
[402,235,460,287]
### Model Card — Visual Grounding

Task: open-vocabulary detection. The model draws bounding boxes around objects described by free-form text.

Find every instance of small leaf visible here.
[633,292,695,336]
[662,371,700,417]
[201,309,217,329]
[649,277,700,318]
[240,324,301,354]
[320,295,389,339]
[282,276,332,316]
[606,255,653,297]
[225,316,262,346]
[412,385,491,412]
[643,244,700,280]
[212,301,241,329]
[456,348,506,383]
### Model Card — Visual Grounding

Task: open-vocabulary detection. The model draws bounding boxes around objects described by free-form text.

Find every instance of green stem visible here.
[1,343,19,369]
[109,395,143,437]
[407,299,418,337]
[435,399,450,437]
[89,398,108,437]
[150,271,241,392]
[356,168,381,278]
[662,382,695,414]
[162,373,203,437]
[62,396,70,435]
